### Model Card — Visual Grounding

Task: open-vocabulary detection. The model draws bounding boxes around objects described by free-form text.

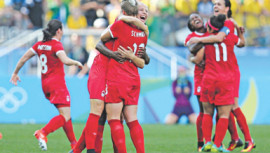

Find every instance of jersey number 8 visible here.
[40,54,48,74]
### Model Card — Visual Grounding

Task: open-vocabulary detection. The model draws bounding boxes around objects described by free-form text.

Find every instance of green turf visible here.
[0,124,268,153]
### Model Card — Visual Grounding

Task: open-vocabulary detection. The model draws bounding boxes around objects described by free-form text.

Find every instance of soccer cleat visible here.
[227,138,243,151]
[68,149,74,153]
[34,130,48,151]
[241,140,256,152]
[201,142,212,152]
[211,144,230,152]
[198,141,204,152]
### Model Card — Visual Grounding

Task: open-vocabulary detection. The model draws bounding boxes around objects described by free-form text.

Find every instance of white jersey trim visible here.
[237,38,241,46]
[109,29,114,38]
[30,48,37,55]
[56,50,65,56]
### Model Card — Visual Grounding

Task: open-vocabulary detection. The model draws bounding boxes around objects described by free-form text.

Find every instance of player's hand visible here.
[10,73,21,86]
[239,26,245,34]
[75,61,83,69]
[175,86,181,94]
[188,37,200,45]
[118,46,133,60]
[137,47,146,58]
[112,51,126,63]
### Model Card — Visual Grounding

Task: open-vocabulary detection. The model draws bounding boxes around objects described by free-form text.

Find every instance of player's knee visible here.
[61,113,71,122]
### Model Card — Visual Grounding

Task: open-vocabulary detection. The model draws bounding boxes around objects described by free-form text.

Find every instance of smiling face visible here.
[213,0,228,17]
[137,2,148,23]
[189,14,204,30]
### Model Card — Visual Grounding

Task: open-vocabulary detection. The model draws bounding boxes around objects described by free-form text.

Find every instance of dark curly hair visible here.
[208,14,226,33]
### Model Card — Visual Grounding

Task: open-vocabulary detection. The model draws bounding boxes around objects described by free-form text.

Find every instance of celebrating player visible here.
[10,19,83,151]
[100,0,148,152]
[188,0,255,152]
[185,13,208,152]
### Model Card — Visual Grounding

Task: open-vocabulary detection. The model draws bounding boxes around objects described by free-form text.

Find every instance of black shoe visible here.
[227,138,243,151]
[87,149,96,153]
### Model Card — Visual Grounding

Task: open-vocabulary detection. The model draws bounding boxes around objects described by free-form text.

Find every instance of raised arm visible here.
[57,51,83,68]
[118,15,149,37]
[236,27,245,47]
[10,49,36,85]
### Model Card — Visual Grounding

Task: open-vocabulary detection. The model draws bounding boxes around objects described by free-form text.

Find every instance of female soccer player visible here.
[188,0,255,152]
[100,1,148,152]
[10,19,83,151]
[185,13,208,151]
[195,14,245,152]
[70,1,149,153]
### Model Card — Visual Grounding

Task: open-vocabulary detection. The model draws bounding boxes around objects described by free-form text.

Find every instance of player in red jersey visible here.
[185,13,208,152]
[188,1,255,152]
[70,1,149,153]
[194,14,244,152]
[10,19,83,151]
[99,1,148,153]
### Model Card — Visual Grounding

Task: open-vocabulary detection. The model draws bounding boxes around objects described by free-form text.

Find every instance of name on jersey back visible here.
[38,45,52,51]
[131,31,145,37]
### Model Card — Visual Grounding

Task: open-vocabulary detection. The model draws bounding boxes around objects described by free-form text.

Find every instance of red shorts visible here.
[194,77,202,96]
[87,60,108,101]
[234,69,240,98]
[105,80,140,105]
[42,83,70,105]
[200,79,234,106]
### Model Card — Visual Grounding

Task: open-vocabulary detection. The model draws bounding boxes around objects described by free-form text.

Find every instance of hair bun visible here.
[128,0,137,6]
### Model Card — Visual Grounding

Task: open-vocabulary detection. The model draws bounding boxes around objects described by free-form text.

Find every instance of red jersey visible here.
[203,33,240,81]
[185,31,209,80]
[31,38,66,87]
[107,20,148,84]
[224,20,234,34]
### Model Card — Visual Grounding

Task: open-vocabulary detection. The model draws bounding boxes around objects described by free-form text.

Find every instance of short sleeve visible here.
[54,42,65,55]
[185,34,193,46]
[30,42,39,54]
[109,20,124,39]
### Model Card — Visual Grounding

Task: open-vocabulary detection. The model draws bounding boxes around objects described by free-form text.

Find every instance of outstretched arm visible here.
[57,51,83,68]
[10,49,36,85]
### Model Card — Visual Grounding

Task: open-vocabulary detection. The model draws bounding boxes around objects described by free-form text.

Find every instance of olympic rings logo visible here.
[0,87,28,113]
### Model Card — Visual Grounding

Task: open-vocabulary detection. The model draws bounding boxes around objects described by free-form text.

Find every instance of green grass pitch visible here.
[0,124,269,153]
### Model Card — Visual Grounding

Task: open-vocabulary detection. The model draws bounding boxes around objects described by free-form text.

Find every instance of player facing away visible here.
[100,1,148,153]
[188,0,255,152]
[10,19,83,151]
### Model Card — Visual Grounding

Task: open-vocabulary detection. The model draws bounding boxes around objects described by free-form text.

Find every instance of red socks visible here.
[202,114,213,143]
[85,113,100,150]
[233,108,252,141]
[42,115,66,136]
[196,113,204,142]
[127,120,145,153]
[214,118,228,147]
[73,128,86,153]
[228,112,239,141]
[63,119,77,145]
[95,125,104,153]
[108,119,127,153]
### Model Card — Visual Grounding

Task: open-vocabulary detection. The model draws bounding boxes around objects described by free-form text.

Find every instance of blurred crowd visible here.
[1,0,270,47]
